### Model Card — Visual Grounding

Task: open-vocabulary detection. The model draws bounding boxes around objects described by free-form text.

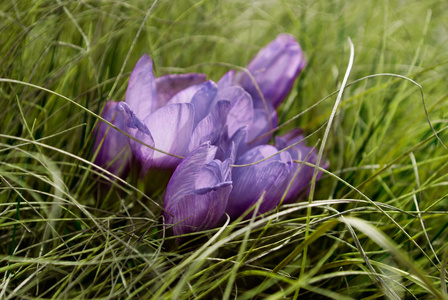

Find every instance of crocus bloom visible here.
[226,145,292,219]
[92,101,131,177]
[276,130,327,203]
[164,143,233,235]
[118,55,231,176]
[234,33,305,109]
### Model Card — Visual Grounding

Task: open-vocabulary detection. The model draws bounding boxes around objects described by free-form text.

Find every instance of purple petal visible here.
[93,101,131,176]
[117,102,155,174]
[166,185,232,235]
[276,128,304,145]
[237,144,291,166]
[234,34,305,108]
[167,80,213,106]
[125,54,157,120]
[155,73,207,108]
[217,70,235,89]
[246,103,278,148]
[166,84,202,105]
[145,103,194,169]
[226,145,292,218]
[164,143,233,235]
[190,81,218,126]
[215,126,247,161]
[194,159,232,192]
[275,132,328,203]
[166,80,219,126]
[165,143,217,203]
[189,100,230,152]
[216,86,254,137]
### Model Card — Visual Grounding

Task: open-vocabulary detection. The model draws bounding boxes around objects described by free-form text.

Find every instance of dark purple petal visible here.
[275,131,328,203]
[155,73,207,108]
[276,128,304,145]
[93,101,131,176]
[215,126,247,161]
[234,34,305,108]
[145,103,194,169]
[125,54,157,120]
[226,145,292,218]
[188,100,230,152]
[164,143,233,235]
[117,102,155,174]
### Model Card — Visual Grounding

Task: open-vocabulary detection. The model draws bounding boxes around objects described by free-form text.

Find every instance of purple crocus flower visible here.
[117,55,231,176]
[234,33,305,109]
[226,145,292,219]
[92,101,131,177]
[276,129,328,203]
[164,142,233,235]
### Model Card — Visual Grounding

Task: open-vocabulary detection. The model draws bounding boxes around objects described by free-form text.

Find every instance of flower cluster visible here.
[93,34,327,235]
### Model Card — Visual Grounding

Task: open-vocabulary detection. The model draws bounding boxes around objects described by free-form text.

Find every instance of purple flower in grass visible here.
[118,55,232,176]
[276,129,328,204]
[93,101,131,177]
[226,145,292,219]
[234,33,305,109]
[164,143,233,235]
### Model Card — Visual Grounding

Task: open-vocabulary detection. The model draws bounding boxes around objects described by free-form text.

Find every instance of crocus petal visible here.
[155,73,207,108]
[215,126,247,161]
[276,132,328,203]
[167,185,232,235]
[246,103,278,148]
[216,85,254,137]
[165,143,217,203]
[166,80,219,126]
[165,80,220,128]
[217,70,235,89]
[190,81,218,126]
[188,100,230,152]
[234,34,305,108]
[167,80,213,105]
[164,143,233,235]
[93,101,131,176]
[145,103,194,169]
[276,128,304,144]
[226,145,292,219]
[237,144,291,167]
[117,102,155,174]
[125,54,157,119]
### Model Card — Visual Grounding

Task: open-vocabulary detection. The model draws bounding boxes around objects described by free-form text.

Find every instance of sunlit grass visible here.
[1,0,448,299]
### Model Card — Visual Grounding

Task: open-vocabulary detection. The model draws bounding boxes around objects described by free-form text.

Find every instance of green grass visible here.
[1,0,448,299]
